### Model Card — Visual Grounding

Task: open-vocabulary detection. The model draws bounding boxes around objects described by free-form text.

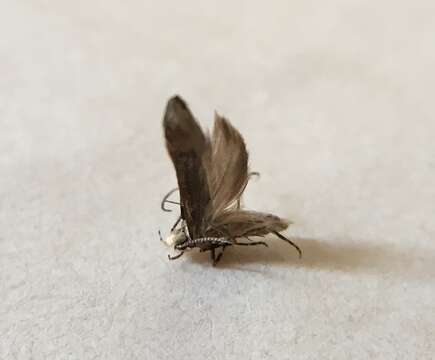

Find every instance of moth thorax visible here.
[163,228,187,247]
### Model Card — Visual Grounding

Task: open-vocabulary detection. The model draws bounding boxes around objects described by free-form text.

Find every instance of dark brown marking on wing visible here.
[163,96,211,239]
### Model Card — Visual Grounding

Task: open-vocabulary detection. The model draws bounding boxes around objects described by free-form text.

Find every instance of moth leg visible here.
[158,230,164,242]
[161,187,179,212]
[210,248,217,266]
[235,240,268,247]
[168,251,184,260]
[273,231,302,259]
[170,215,182,231]
[211,246,227,266]
[214,245,227,265]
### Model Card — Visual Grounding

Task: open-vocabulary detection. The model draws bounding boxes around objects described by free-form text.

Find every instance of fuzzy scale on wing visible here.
[163,96,211,239]
[208,210,290,239]
[202,114,249,221]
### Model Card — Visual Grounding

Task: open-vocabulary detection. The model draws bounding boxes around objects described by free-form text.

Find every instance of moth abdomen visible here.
[184,237,232,249]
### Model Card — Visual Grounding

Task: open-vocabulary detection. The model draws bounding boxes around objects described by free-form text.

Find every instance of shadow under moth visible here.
[160,95,301,265]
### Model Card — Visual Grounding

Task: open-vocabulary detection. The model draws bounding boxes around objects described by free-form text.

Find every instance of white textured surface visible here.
[1,1,435,359]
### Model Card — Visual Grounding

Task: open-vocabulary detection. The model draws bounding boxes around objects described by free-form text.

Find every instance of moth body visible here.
[175,236,232,251]
[161,95,302,264]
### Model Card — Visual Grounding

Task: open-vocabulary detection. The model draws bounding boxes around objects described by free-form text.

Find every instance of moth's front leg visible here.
[168,251,184,260]
[171,215,182,231]
[161,187,180,212]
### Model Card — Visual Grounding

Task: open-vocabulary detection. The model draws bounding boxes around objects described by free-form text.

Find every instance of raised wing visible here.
[209,210,290,238]
[204,114,249,220]
[163,96,210,239]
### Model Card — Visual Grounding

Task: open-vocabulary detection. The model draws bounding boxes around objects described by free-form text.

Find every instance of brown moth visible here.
[160,95,301,265]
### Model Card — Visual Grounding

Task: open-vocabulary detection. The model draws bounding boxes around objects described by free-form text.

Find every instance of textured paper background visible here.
[1,1,434,359]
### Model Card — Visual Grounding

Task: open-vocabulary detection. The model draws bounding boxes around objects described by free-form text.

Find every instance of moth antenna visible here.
[273,231,302,259]
[161,187,179,212]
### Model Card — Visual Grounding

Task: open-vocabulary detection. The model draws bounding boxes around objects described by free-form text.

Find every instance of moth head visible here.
[163,228,187,247]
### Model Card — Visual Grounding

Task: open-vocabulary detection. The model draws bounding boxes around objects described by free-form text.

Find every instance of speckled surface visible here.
[1,1,435,359]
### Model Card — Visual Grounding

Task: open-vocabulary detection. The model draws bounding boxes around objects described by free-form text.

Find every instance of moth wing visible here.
[204,114,249,219]
[163,96,210,238]
[210,210,290,239]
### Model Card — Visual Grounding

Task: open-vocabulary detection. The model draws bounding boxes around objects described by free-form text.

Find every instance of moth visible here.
[159,95,301,265]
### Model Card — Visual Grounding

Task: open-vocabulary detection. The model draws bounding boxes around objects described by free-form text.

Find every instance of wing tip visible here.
[163,95,206,152]
[164,95,189,124]
[168,94,188,108]
[163,95,194,132]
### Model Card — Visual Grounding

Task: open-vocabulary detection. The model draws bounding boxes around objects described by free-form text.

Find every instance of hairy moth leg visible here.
[273,231,302,258]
